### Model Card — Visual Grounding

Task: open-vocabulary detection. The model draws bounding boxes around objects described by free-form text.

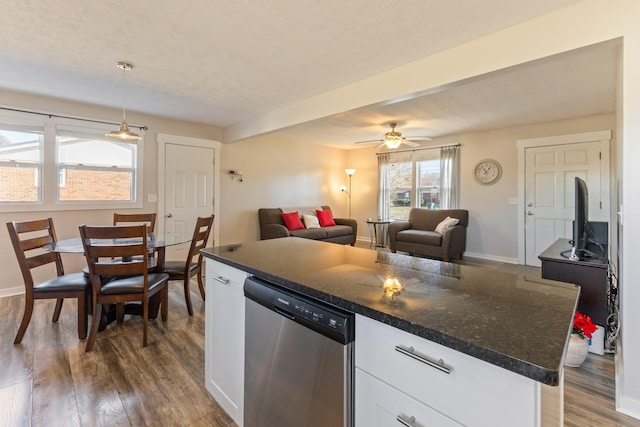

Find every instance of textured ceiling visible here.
[1,0,610,149]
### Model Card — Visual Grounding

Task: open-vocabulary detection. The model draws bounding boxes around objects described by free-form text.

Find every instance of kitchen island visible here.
[201,237,579,427]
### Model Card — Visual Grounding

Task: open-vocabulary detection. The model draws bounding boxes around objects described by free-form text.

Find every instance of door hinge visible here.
[599,151,602,160]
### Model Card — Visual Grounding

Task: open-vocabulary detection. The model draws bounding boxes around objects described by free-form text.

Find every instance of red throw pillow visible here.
[282,211,304,230]
[316,209,336,227]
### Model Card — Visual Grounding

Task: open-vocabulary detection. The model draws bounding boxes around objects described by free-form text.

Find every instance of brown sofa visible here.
[388,208,468,261]
[258,206,357,245]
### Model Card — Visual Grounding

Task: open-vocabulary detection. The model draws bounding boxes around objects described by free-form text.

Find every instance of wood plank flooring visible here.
[0,282,234,427]
[1,258,639,426]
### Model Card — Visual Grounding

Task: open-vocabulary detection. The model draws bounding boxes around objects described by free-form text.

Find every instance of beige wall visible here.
[0,89,222,296]
[218,135,347,245]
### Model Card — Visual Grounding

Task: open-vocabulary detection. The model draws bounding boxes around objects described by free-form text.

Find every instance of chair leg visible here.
[85,302,102,352]
[77,293,88,340]
[142,300,148,347]
[161,285,168,322]
[184,277,194,316]
[52,298,64,322]
[14,296,34,344]
[197,271,206,301]
[116,303,125,323]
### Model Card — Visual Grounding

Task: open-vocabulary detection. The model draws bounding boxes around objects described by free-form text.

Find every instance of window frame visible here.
[384,149,444,220]
[0,111,144,213]
[0,121,44,204]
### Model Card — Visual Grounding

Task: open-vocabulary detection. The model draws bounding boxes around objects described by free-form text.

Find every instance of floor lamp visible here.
[341,168,356,218]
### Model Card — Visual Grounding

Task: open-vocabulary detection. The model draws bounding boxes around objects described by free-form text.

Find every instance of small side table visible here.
[365,219,393,248]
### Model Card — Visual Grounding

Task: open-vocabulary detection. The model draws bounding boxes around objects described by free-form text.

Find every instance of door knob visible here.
[166,213,172,218]
[527,211,534,216]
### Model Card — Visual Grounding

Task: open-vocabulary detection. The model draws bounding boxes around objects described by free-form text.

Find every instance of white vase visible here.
[565,333,589,367]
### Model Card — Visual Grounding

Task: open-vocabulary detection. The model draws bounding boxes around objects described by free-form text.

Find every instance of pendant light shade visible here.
[106,62,141,141]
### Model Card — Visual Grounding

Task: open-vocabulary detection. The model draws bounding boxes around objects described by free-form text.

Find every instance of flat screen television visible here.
[571,177,590,260]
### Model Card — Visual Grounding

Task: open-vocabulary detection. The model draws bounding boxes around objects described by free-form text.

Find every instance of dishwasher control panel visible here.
[244,275,354,344]
[274,294,347,332]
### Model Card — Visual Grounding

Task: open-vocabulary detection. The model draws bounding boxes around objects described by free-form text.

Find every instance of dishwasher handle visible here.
[275,307,295,320]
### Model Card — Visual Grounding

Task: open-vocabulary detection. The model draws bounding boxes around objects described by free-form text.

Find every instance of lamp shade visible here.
[106,120,141,141]
[345,168,356,176]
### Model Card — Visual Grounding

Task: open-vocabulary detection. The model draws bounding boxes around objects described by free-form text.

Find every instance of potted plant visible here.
[565,311,597,367]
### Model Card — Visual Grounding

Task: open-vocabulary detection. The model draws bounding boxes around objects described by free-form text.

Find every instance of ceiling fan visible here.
[355,122,432,149]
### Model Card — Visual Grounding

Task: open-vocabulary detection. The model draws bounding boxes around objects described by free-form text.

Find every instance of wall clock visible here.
[473,159,502,185]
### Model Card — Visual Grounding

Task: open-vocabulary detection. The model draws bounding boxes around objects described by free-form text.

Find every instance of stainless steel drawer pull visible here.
[395,345,451,374]
[213,275,230,284]
[396,415,416,426]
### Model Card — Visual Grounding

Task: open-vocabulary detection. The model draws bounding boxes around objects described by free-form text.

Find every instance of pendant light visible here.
[106,61,141,141]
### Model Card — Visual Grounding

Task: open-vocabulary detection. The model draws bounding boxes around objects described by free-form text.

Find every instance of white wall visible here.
[0,89,222,296]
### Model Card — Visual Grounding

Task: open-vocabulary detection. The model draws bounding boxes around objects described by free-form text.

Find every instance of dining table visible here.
[45,231,191,327]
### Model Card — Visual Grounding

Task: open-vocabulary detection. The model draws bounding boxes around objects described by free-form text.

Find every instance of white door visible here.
[163,142,215,261]
[524,140,606,266]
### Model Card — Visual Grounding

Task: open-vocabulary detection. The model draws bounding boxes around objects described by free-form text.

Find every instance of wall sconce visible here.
[227,170,244,182]
[341,168,356,218]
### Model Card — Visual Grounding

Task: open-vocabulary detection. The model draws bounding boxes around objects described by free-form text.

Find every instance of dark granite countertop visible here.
[201,238,579,386]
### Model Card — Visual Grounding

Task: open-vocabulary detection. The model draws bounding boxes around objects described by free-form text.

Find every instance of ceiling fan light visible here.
[384,138,402,149]
[106,120,141,140]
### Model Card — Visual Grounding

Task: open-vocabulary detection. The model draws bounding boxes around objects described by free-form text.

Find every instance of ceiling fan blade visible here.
[376,142,387,149]
[354,139,383,145]
[403,140,421,147]
[406,136,433,141]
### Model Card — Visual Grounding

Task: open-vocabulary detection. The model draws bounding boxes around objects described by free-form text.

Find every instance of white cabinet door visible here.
[205,259,248,426]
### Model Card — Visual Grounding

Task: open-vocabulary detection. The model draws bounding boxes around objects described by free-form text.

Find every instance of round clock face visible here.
[473,159,502,185]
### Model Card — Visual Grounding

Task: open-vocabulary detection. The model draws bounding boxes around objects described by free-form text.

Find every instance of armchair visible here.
[388,208,468,261]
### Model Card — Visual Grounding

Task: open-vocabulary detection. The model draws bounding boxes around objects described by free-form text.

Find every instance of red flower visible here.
[573,312,598,339]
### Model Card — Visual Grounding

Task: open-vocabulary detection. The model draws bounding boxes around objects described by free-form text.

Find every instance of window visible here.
[0,124,44,203]
[0,110,143,212]
[56,128,137,202]
[380,146,459,220]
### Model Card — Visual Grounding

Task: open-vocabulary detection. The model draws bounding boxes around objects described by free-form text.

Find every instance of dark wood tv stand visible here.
[539,238,609,326]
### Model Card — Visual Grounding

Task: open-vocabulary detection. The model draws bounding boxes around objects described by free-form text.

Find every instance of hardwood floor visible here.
[1,254,639,426]
[0,282,235,427]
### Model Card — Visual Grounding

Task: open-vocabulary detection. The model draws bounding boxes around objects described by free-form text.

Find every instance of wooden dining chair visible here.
[79,224,169,352]
[163,215,214,316]
[6,218,91,344]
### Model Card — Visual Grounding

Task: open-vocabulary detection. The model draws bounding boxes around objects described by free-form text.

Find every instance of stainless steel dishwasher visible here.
[243,276,354,427]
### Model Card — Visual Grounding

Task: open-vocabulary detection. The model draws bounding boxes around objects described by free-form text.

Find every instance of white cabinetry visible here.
[355,315,541,427]
[205,259,248,426]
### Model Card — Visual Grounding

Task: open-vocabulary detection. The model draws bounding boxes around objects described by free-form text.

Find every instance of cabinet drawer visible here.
[356,368,461,427]
[206,259,248,288]
[355,315,539,427]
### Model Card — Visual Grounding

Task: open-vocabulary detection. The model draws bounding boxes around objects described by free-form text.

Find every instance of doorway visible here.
[158,134,221,261]
[517,130,611,266]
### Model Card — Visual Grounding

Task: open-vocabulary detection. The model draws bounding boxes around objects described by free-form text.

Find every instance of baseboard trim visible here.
[0,287,24,298]
[617,396,640,421]
[462,251,520,265]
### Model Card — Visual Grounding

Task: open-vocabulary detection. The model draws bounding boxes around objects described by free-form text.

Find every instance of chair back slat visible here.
[19,235,55,252]
[92,260,146,277]
[113,213,156,233]
[26,252,59,269]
